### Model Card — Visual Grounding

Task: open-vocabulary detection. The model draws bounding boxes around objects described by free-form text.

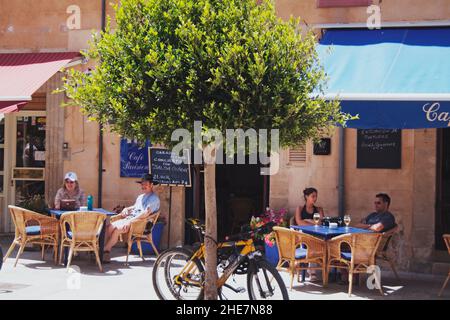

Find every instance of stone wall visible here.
[270,128,437,272]
[62,107,185,250]
[275,0,450,25]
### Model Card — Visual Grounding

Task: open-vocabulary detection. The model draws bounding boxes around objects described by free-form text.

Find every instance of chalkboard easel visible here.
[148,147,192,248]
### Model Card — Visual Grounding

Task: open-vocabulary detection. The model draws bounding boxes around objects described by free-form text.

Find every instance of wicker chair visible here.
[110,211,161,264]
[3,205,59,267]
[327,233,383,297]
[438,234,450,297]
[376,225,400,281]
[59,211,106,272]
[273,226,327,290]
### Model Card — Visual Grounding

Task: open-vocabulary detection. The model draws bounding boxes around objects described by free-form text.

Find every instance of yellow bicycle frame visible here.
[174,238,256,289]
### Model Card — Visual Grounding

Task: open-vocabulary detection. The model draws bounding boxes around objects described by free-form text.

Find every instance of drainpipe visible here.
[338,127,345,217]
[98,0,106,208]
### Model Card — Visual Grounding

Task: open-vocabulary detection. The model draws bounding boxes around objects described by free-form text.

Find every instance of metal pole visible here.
[98,0,106,208]
[167,186,172,248]
[338,127,345,217]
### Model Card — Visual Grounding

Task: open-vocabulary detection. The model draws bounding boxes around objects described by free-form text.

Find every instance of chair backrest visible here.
[273,226,297,261]
[132,211,161,236]
[60,211,106,242]
[443,234,450,254]
[351,233,383,265]
[8,205,40,237]
[377,224,399,254]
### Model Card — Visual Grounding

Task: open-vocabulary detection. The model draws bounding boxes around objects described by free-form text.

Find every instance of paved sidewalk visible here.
[0,237,449,300]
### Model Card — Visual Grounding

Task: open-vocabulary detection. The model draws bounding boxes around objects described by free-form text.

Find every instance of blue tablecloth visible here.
[290,225,373,240]
[50,208,116,219]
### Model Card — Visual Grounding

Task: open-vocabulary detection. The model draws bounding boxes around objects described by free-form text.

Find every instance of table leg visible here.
[0,246,3,270]
[98,222,106,262]
[332,267,338,282]
[64,247,68,267]
[325,239,338,283]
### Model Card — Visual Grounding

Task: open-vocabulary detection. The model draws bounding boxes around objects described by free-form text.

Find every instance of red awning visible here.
[0,52,80,113]
[0,101,27,113]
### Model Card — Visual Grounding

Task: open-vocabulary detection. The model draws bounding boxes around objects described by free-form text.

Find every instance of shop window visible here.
[317,0,372,7]
[15,116,46,168]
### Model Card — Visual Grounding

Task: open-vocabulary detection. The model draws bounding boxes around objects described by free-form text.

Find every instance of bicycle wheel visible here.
[247,259,289,300]
[152,247,205,300]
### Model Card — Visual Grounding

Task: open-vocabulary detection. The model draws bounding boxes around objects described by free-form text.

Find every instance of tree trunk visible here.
[203,162,218,300]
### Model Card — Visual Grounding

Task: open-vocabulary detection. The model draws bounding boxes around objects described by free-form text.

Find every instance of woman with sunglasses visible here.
[54,172,87,210]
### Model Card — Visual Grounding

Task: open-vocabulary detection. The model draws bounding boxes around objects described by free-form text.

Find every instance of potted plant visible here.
[250,208,288,267]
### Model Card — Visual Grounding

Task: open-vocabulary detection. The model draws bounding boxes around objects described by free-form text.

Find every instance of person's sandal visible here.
[103,251,111,263]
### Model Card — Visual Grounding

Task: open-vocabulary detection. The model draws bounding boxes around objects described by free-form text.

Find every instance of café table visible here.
[290,225,373,240]
[290,225,374,282]
[49,208,116,266]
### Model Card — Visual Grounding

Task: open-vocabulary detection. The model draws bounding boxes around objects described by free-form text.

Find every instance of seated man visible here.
[103,173,160,262]
[356,193,396,232]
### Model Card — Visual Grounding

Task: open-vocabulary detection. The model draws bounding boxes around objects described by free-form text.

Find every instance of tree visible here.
[61,0,349,299]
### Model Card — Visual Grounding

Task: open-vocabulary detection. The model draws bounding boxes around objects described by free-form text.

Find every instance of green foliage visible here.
[61,0,350,149]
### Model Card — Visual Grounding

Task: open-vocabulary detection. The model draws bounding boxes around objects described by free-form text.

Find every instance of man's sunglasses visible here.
[65,180,75,184]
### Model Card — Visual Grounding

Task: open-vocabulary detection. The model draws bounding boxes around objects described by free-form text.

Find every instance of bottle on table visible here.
[87,195,94,211]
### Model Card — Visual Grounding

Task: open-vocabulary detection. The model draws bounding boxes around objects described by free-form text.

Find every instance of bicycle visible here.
[152,218,289,300]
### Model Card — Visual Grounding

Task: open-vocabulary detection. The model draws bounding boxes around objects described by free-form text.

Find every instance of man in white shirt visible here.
[103,174,160,262]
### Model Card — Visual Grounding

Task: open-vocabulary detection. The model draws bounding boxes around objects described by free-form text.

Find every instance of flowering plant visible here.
[250,208,288,247]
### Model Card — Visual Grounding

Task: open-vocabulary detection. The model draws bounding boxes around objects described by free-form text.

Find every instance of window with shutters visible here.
[288,145,307,166]
[317,0,372,8]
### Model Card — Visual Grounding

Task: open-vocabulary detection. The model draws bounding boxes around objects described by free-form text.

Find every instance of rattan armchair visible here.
[376,225,400,281]
[3,205,59,267]
[438,234,450,297]
[110,211,161,264]
[59,211,106,272]
[273,226,327,290]
[327,232,383,297]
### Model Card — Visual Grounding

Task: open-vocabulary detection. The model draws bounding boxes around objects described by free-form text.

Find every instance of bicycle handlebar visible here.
[186,218,275,242]
[225,222,276,242]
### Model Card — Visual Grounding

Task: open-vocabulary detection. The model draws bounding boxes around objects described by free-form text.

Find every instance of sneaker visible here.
[103,251,111,263]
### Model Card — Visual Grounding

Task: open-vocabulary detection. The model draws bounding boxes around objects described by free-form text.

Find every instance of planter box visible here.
[264,242,279,267]
[131,222,164,255]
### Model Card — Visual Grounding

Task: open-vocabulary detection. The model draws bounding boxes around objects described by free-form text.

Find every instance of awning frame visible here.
[314,93,450,101]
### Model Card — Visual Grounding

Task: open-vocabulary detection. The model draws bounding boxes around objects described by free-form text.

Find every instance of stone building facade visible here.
[1,1,449,273]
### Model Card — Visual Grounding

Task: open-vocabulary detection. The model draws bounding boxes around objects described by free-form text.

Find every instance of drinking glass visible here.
[344,214,351,229]
[313,213,321,228]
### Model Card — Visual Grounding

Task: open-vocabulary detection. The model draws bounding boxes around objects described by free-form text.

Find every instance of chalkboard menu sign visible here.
[357,129,401,169]
[148,148,192,187]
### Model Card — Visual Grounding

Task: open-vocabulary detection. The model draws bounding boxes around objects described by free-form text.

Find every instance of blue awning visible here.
[316,28,450,128]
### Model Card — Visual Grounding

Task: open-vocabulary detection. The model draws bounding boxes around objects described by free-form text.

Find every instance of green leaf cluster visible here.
[61,0,351,150]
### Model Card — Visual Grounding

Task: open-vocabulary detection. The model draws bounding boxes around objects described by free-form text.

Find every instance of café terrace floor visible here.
[0,237,449,300]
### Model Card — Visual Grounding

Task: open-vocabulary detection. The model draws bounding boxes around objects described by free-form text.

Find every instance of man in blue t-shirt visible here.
[103,174,160,262]
[356,193,396,232]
